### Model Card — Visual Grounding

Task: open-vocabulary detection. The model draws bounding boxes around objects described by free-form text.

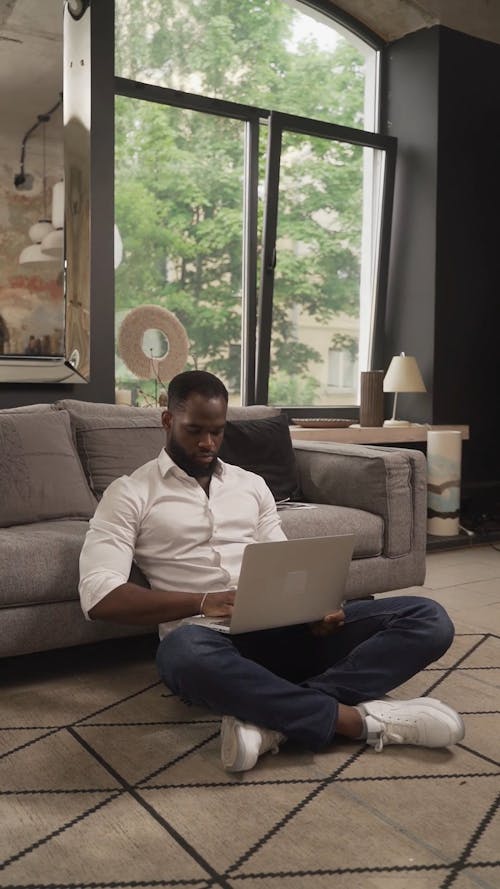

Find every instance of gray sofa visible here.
[0,399,427,658]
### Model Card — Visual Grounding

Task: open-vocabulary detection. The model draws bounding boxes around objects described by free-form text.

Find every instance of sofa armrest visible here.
[293,441,427,559]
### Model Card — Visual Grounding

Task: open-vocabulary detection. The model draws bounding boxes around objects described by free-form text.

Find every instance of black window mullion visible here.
[255,113,283,404]
[265,110,394,152]
[241,118,259,405]
[115,76,267,124]
[371,140,397,371]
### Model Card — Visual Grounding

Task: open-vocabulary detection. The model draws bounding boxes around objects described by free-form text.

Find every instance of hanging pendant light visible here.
[19,228,54,263]
[18,113,56,264]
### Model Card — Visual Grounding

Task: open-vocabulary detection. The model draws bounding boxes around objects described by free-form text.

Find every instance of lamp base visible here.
[383,419,411,427]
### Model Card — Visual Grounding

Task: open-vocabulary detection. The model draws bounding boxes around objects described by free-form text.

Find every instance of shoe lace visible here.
[372,718,419,753]
[262,729,283,756]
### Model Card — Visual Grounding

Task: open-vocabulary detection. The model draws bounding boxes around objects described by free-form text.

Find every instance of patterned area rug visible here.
[1,627,499,889]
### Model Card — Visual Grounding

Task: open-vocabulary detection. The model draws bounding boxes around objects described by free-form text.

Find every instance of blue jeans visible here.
[156,596,454,750]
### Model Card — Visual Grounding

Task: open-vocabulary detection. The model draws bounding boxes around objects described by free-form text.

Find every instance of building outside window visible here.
[114,0,394,408]
[327,347,358,393]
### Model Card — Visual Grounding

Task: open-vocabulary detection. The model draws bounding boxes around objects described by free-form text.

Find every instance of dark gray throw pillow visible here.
[219,413,300,501]
[74,415,165,498]
[0,410,97,527]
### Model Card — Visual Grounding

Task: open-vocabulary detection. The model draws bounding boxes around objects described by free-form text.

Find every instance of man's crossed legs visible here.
[156,596,465,772]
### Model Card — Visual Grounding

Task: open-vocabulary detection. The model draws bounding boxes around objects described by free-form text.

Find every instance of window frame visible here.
[115,77,265,403]
[255,110,396,406]
[113,2,396,412]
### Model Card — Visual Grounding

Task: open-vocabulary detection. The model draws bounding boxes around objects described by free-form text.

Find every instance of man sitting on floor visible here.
[79,370,464,772]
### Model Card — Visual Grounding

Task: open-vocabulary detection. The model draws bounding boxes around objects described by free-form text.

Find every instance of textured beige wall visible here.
[327,0,500,45]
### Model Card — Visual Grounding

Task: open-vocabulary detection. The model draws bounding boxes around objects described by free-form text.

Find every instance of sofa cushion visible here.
[72,406,285,499]
[0,411,97,527]
[55,398,164,423]
[294,443,415,558]
[219,413,300,501]
[279,503,383,558]
[227,405,281,420]
[74,414,165,498]
[0,520,151,609]
[0,520,88,607]
[54,398,279,423]
[1,403,54,413]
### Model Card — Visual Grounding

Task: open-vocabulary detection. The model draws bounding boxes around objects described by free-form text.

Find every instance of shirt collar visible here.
[157,448,224,480]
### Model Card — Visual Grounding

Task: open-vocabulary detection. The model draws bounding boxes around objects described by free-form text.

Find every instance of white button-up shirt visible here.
[79,449,285,638]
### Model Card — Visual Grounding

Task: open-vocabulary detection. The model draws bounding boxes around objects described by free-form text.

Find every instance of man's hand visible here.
[309,608,345,637]
[202,589,235,618]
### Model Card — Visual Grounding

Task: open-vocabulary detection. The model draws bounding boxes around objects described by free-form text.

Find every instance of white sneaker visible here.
[359,697,465,752]
[220,716,286,772]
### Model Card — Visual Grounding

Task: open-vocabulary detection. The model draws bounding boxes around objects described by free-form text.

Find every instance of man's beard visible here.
[167,437,218,479]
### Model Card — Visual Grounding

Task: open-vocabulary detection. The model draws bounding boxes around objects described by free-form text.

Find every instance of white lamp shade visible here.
[41,228,64,257]
[19,243,55,264]
[383,354,426,393]
[51,181,65,229]
[20,218,57,263]
[28,220,53,243]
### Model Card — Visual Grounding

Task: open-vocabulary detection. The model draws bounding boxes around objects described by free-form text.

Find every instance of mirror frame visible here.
[0,0,91,384]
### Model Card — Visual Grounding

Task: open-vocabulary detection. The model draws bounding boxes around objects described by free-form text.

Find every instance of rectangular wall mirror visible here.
[0,0,90,383]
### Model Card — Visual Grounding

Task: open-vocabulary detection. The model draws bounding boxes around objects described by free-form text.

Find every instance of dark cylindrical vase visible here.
[360,370,384,427]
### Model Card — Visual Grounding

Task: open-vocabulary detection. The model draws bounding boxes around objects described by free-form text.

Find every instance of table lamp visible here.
[383,352,426,426]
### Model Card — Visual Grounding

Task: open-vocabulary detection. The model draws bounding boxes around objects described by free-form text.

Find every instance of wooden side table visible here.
[289,424,469,445]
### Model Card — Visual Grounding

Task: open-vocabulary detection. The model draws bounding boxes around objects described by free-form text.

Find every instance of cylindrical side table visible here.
[359,370,384,427]
[427,430,462,536]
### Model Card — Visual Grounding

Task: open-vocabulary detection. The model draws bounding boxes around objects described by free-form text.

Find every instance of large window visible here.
[114,0,394,408]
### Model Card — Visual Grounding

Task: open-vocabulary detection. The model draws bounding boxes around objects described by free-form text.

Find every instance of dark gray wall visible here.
[435,27,500,501]
[384,26,500,515]
[0,0,115,408]
[384,28,439,424]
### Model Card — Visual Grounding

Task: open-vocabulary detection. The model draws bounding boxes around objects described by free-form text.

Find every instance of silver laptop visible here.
[188,534,355,635]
